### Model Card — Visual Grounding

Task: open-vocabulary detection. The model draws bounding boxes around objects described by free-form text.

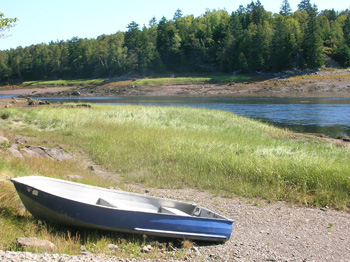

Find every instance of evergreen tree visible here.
[124,21,142,72]
[156,17,181,70]
[334,45,350,67]
[298,0,312,12]
[247,0,268,26]
[149,17,157,27]
[343,14,350,46]
[68,37,89,77]
[271,15,297,70]
[173,9,183,21]
[125,21,141,51]
[280,0,292,16]
[321,9,337,21]
[301,5,324,68]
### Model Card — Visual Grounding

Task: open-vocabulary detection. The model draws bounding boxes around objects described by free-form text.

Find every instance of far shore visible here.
[0,86,73,96]
[1,70,350,98]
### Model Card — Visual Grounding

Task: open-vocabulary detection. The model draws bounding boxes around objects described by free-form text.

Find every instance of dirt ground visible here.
[0,86,73,96]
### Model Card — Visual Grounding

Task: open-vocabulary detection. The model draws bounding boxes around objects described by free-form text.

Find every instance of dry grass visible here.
[292,73,350,81]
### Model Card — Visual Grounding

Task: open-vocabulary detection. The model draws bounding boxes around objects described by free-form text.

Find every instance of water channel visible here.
[33,96,350,138]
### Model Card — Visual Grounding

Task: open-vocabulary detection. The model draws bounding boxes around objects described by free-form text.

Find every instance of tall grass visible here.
[1,105,349,209]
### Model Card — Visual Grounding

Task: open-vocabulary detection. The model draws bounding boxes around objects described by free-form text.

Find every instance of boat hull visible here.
[12,177,233,242]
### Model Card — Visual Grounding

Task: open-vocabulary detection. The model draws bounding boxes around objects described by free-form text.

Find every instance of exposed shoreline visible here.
[1,70,350,98]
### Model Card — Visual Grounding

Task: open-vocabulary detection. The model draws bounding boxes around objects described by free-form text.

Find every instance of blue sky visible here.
[1,0,349,51]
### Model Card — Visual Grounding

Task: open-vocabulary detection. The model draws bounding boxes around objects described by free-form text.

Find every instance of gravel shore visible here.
[2,186,349,261]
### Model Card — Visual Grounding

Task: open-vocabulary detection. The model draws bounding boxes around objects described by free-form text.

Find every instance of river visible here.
[28,96,350,138]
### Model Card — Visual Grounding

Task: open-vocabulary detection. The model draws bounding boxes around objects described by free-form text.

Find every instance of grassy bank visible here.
[1,104,350,255]
[1,105,349,208]
[19,74,251,88]
[22,78,105,87]
[133,75,252,85]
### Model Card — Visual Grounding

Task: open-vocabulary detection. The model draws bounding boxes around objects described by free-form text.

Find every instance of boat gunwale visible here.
[11,176,234,222]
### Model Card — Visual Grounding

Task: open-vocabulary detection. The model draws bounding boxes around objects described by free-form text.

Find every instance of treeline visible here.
[1,0,350,81]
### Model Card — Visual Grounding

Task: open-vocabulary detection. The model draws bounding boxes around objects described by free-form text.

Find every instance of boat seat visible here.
[96,198,159,213]
[159,206,190,216]
[96,198,117,208]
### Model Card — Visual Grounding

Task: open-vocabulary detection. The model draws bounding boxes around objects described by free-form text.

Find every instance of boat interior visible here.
[96,197,199,216]
[13,176,226,220]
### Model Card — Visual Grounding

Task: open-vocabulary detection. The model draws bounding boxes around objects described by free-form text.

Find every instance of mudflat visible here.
[1,69,350,98]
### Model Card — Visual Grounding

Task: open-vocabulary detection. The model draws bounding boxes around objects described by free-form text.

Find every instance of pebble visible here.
[0,250,178,262]
[107,244,119,251]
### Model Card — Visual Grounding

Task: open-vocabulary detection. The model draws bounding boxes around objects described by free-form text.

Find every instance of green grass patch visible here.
[134,75,252,85]
[23,78,105,87]
[1,105,349,210]
[21,75,251,87]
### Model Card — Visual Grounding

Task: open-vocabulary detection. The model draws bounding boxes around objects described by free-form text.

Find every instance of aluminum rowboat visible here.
[11,176,234,242]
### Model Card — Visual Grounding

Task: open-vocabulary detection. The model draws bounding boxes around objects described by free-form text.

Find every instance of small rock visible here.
[320,206,329,212]
[191,246,200,254]
[15,138,27,145]
[19,147,37,158]
[44,147,73,161]
[10,143,19,150]
[16,237,56,251]
[8,147,24,159]
[27,146,49,157]
[76,104,91,108]
[80,251,93,256]
[107,244,118,251]
[0,136,9,144]
[17,202,26,215]
[38,101,51,105]
[142,245,153,253]
[66,175,84,180]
